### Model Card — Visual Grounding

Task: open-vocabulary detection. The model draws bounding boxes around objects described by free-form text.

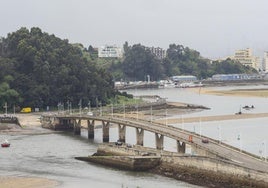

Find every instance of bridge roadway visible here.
[54,114,268,173]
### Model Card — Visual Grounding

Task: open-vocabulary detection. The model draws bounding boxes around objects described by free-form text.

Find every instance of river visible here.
[0,86,267,188]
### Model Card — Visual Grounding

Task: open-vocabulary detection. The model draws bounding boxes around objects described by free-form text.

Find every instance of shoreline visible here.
[1,86,268,187]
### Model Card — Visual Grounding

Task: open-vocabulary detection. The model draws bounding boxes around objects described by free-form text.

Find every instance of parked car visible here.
[115,141,123,146]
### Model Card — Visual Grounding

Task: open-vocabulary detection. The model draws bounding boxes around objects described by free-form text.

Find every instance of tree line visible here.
[0,27,114,112]
[108,42,257,82]
[0,27,257,111]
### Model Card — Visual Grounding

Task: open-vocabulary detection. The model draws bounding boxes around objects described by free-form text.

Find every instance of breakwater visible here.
[77,143,268,188]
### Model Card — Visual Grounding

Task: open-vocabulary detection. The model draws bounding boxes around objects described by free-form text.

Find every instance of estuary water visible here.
[0,86,267,188]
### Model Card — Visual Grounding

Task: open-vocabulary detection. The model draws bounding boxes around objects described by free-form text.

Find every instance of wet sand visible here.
[0,176,58,188]
[156,112,268,124]
[0,114,58,188]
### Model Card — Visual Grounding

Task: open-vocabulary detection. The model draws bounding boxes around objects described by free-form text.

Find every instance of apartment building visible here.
[98,45,123,58]
[232,48,259,70]
[147,47,166,59]
[263,51,268,72]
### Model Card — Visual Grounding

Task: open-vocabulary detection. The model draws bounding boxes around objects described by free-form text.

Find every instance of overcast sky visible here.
[1,0,268,58]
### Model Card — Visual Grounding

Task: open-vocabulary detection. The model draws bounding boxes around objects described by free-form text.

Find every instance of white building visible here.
[263,52,268,72]
[148,47,166,59]
[98,45,123,58]
[232,48,259,70]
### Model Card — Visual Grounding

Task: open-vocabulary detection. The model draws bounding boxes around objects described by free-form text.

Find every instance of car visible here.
[202,138,209,143]
[126,143,132,148]
[115,141,123,146]
[87,111,93,116]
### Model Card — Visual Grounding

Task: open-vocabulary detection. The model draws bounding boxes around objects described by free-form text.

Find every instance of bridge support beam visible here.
[177,140,186,153]
[74,119,81,135]
[87,120,95,139]
[136,128,144,146]
[155,133,164,150]
[118,124,126,142]
[102,121,110,142]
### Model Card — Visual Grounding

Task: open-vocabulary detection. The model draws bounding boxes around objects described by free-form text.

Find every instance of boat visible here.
[1,140,10,147]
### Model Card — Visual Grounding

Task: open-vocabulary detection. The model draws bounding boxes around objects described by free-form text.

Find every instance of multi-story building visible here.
[263,52,268,72]
[148,47,166,59]
[98,45,123,58]
[232,48,259,70]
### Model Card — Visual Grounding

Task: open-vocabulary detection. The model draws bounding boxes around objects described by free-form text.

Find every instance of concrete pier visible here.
[102,121,110,142]
[73,119,81,135]
[155,133,164,150]
[177,140,186,153]
[118,124,126,142]
[136,128,144,146]
[87,120,95,139]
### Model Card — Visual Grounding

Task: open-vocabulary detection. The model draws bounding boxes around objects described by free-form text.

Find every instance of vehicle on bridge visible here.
[202,138,209,143]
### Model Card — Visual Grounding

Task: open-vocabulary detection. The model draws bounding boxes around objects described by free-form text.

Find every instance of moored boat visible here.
[1,140,10,147]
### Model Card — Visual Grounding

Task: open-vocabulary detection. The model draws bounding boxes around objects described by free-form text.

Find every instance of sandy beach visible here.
[0,176,58,188]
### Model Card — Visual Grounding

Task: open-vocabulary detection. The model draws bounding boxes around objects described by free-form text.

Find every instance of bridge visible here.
[41,113,268,174]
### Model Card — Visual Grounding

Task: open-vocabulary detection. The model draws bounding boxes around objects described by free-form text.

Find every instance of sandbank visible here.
[0,176,58,188]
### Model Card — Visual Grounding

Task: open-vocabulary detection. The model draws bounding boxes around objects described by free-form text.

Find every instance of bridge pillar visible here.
[118,124,126,142]
[102,121,110,142]
[155,133,164,150]
[177,141,186,153]
[87,120,95,139]
[74,119,81,135]
[136,128,144,146]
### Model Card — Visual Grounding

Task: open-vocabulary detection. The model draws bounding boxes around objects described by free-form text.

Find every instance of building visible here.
[98,45,123,58]
[231,48,259,70]
[171,75,197,82]
[148,47,166,59]
[212,74,261,81]
[263,52,268,72]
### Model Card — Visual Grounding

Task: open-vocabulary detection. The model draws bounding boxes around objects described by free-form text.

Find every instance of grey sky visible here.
[1,0,268,58]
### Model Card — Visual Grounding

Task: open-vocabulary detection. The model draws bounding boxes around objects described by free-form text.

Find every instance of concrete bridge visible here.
[41,113,268,174]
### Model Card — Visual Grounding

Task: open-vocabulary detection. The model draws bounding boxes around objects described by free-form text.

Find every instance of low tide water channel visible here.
[1,85,268,187]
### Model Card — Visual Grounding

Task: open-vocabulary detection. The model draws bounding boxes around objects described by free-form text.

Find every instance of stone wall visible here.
[158,155,268,187]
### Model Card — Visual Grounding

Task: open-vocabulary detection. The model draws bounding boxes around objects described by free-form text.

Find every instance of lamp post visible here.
[111,103,113,117]
[123,103,125,119]
[3,102,7,116]
[199,118,202,138]
[100,102,102,116]
[88,101,91,113]
[78,99,82,116]
[218,125,222,144]
[237,133,242,152]
[263,141,267,162]
[150,105,152,122]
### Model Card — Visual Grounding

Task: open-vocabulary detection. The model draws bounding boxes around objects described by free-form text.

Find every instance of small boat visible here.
[1,140,10,147]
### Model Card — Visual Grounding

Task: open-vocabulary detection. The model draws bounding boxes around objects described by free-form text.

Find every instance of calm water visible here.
[0,86,267,187]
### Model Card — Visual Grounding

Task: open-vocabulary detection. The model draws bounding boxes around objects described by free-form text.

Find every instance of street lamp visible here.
[100,102,102,116]
[123,103,125,119]
[218,125,222,144]
[111,103,113,117]
[263,141,267,162]
[3,102,7,116]
[88,101,91,112]
[237,133,242,152]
